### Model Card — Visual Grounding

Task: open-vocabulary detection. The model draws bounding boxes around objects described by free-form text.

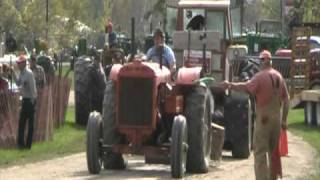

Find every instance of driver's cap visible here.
[259,50,271,61]
[153,28,165,39]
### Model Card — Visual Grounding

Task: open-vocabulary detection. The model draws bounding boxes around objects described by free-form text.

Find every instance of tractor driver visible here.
[146,28,176,73]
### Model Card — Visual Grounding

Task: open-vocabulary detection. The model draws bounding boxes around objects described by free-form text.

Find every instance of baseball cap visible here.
[16,55,27,64]
[153,28,165,39]
[259,50,271,61]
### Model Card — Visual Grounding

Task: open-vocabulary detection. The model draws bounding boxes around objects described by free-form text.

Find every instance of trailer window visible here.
[166,7,178,36]
[206,11,223,33]
[206,11,228,39]
[231,7,241,37]
[183,9,205,30]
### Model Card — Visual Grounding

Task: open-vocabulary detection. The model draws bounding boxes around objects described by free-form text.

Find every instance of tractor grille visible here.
[118,77,153,126]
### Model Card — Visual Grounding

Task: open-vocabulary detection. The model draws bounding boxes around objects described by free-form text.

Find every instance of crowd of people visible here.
[0,53,47,149]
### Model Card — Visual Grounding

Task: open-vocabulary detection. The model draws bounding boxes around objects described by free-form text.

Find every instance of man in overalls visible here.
[221,50,289,180]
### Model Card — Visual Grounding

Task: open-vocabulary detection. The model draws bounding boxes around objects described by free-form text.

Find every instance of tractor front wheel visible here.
[86,111,103,174]
[171,115,188,178]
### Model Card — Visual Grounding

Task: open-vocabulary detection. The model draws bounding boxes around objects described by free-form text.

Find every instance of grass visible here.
[287,109,320,179]
[0,106,86,168]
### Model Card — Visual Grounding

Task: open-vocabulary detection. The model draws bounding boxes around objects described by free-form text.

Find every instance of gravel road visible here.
[0,132,317,180]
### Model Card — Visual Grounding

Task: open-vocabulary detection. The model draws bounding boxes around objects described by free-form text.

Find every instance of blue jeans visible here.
[17,98,36,149]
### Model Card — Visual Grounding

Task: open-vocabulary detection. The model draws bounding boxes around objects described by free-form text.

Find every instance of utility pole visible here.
[240,0,244,35]
[281,0,285,34]
[46,0,49,41]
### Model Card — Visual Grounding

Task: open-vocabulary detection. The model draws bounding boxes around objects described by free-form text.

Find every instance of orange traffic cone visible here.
[279,129,288,156]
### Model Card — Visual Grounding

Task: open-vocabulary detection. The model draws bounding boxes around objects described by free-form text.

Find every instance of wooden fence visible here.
[0,93,19,148]
[0,76,71,148]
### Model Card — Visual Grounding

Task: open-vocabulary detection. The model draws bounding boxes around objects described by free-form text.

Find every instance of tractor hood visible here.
[110,60,171,86]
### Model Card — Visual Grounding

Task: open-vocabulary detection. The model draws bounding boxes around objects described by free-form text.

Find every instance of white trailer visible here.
[291,90,320,126]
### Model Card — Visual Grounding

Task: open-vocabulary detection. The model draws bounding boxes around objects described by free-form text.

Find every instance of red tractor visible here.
[86,25,214,178]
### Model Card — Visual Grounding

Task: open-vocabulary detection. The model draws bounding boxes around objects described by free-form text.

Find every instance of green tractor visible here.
[233,19,289,56]
[74,35,128,125]
[74,38,107,125]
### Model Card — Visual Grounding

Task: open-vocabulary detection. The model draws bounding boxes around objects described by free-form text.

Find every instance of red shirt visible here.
[245,67,289,108]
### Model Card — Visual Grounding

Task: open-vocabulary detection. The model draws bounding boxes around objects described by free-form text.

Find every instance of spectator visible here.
[106,19,117,48]
[29,54,46,91]
[13,55,37,149]
[37,53,55,84]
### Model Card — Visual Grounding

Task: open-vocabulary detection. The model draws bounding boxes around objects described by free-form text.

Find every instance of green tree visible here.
[302,0,320,22]
[258,0,282,21]
[153,0,166,15]
[0,0,112,51]
[20,0,47,37]
[0,0,23,33]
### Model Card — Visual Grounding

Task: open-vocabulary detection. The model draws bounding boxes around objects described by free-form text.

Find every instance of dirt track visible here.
[0,132,317,180]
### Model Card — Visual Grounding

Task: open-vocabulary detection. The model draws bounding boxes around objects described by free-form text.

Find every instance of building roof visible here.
[178,0,230,10]
[166,0,180,7]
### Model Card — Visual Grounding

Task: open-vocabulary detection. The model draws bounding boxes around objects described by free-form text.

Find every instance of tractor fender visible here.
[176,67,202,85]
[275,49,292,57]
[109,64,123,81]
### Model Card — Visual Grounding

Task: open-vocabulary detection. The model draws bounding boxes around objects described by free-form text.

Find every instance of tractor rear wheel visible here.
[86,111,103,174]
[171,115,188,178]
[75,56,106,125]
[185,86,213,173]
[224,91,252,159]
[231,98,252,158]
[75,57,92,125]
